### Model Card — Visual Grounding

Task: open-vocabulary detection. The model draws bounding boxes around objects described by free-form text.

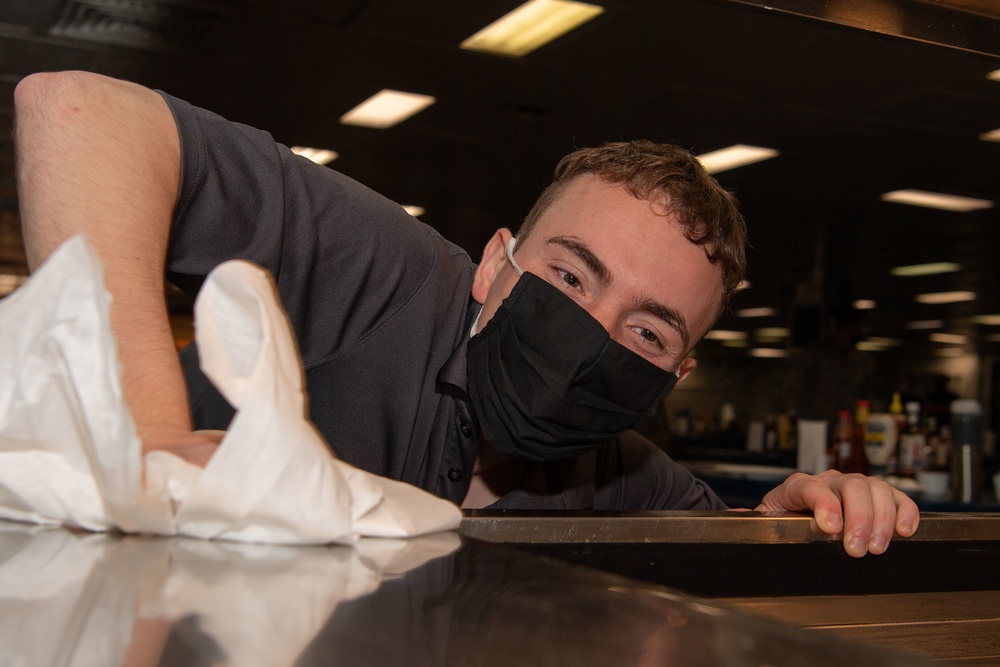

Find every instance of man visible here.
[14,70,918,557]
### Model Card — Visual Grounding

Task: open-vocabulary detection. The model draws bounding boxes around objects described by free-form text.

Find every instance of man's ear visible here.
[471,228,514,304]
[676,357,697,384]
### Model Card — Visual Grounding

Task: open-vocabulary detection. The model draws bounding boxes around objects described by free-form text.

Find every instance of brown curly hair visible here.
[515,140,747,304]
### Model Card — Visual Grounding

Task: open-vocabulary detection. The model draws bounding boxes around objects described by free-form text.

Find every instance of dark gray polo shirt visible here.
[160,92,727,511]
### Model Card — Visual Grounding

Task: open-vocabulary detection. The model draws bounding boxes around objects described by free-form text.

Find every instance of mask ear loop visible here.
[506,237,524,275]
[471,236,523,337]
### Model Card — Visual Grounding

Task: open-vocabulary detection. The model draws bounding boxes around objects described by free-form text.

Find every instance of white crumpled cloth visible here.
[0,235,462,544]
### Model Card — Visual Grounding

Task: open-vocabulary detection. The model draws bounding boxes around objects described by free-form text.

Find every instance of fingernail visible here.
[848,537,867,556]
[825,513,843,532]
[900,517,913,535]
[869,535,887,553]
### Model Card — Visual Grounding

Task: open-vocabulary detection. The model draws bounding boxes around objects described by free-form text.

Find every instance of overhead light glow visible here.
[340,90,436,129]
[915,291,976,304]
[856,341,889,352]
[704,330,747,341]
[697,145,779,175]
[736,307,776,318]
[935,347,965,358]
[906,319,944,330]
[989,69,1000,81]
[402,205,425,217]
[756,327,789,338]
[980,128,1000,143]
[868,337,901,346]
[973,314,1000,325]
[890,262,961,277]
[749,348,786,358]
[722,339,748,348]
[930,333,967,344]
[853,300,877,310]
[736,280,751,291]
[291,146,338,165]
[881,189,994,212]
[461,0,604,57]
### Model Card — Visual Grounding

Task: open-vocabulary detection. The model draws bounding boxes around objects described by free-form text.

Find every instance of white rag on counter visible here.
[0,235,462,544]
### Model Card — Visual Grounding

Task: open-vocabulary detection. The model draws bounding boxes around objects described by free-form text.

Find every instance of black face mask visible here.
[467,272,679,461]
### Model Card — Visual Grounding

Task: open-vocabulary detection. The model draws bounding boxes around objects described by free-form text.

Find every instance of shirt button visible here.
[448,468,463,482]
[460,422,471,437]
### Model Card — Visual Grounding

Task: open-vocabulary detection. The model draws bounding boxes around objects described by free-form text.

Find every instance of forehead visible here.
[523,174,724,341]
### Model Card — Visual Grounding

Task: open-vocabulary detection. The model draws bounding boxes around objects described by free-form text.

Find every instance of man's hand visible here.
[756,469,919,557]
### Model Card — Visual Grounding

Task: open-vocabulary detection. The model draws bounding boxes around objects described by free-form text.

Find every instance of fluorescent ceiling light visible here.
[906,319,944,330]
[973,314,1000,325]
[340,90,436,129]
[705,330,747,341]
[697,144,778,174]
[749,348,786,358]
[756,327,789,338]
[402,205,425,217]
[890,262,960,277]
[867,337,901,346]
[980,128,1000,142]
[880,189,994,212]
[915,291,976,304]
[853,299,877,310]
[930,333,967,344]
[989,69,1000,81]
[291,146,338,165]
[461,0,604,57]
[736,307,776,318]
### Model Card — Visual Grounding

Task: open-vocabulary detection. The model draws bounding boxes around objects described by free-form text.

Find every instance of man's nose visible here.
[585,301,619,339]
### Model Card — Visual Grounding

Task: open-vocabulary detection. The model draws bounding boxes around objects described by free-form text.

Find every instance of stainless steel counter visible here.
[0,520,940,666]
[461,511,1000,664]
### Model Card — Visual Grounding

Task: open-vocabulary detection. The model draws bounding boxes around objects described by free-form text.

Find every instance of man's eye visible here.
[633,326,663,348]
[557,269,581,289]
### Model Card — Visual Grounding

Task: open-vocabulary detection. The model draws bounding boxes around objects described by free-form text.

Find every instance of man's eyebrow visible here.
[545,236,610,285]
[641,299,691,352]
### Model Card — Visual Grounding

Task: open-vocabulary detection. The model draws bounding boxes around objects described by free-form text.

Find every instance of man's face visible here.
[471,174,724,377]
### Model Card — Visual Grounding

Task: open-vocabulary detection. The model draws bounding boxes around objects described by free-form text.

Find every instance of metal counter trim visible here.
[459,510,1000,544]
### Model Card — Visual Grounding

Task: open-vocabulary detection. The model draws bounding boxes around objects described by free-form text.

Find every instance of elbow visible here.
[14,71,102,120]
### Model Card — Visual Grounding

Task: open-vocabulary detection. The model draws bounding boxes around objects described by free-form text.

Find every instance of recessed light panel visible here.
[291,146,338,165]
[749,348,786,358]
[853,300,877,310]
[890,262,960,277]
[704,330,747,340]
[915,291,976,304]
[697,145,778,174]
[930,333,967,344]
[881,189,994,212]
[340,90,436,129]
[461,0,604,57]
[980,128,1000,142]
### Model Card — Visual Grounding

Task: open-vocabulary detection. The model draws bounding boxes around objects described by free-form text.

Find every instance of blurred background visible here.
[0,0,998,448]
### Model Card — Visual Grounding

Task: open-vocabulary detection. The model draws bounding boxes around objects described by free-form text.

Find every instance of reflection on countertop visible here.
[0,521,935,666]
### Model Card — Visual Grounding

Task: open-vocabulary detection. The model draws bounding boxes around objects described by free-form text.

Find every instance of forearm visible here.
[15,71,191,443]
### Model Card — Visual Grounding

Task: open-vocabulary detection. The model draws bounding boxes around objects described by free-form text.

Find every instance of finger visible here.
[893,488,920,537]
[864,479,897,555]
[757,472,844,535]
[837,474,875,558]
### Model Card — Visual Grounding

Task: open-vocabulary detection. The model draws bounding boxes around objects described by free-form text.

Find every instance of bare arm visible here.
[15,71,212,459]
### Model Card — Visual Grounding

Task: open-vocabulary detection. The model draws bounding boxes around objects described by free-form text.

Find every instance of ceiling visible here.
[1,0,999,360]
